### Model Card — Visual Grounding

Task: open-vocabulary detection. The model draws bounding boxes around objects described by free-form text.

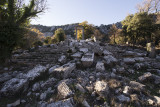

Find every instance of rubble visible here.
[0,39,160,106]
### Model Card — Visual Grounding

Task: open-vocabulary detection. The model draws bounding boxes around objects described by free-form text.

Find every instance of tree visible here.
[109,24,118,44]
[0,0,46,63]
[77,21,95,40]
[136,0,160,13]
[122,12,155,45]
[54,28,66,42]
[44,36,52,44]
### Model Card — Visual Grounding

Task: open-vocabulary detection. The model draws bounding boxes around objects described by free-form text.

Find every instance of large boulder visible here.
[26,65,47,81]
[0,78,28,96]
[104,55,118,66]
[123,58,135,65]
[52,63,76,79]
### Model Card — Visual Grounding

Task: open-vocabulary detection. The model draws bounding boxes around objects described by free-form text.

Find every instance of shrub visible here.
[54,28,66,42]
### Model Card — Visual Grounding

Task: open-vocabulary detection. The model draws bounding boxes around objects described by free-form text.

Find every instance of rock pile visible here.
[0,39,160,107]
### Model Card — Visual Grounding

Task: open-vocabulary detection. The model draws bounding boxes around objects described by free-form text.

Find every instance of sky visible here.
[31,0,143,26]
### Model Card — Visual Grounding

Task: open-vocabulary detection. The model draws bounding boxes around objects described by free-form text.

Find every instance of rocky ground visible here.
[0,39,160,107]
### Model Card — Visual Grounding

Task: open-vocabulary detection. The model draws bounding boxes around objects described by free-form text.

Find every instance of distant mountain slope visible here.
[30,22,122,37]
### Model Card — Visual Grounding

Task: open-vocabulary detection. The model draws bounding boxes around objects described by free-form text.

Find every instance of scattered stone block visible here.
[81,53,94,67]
[138,72,152,82]
[0,78,28,96]
[75,83,86,93]
[123,86,131,94]
[123,58,135,64]
[58,55,67,63]
[94,80,109,98]
[96,62,105,71]
[80,48,88,53]
[117,95,130,103]
[7,99,20,107]
[32,82,41,92]
[130,81,145,90]
[47,97,74,107]
[52,63,76,79]
[57,82,73,99]
[41,78,57,90]
[103,50,112,55]
[40,93,47,100]
[48,65,60,74]
[26,65,47,81]
[71,52,83,58]
[104,55,118,66]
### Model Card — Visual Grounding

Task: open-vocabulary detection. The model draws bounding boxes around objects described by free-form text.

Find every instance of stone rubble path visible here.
[0,39,160,107]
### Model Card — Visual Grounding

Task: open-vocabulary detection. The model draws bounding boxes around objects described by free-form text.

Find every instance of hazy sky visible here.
[31,0,143,26]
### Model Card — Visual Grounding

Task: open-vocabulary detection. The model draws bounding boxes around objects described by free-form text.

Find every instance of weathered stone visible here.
[134,57,145,62]
[0,74,12,83]
[48,65,60,74]
[32,82,41,91]
[81,53,94,67]
[80,48,88,53]
[117,95,130,102]
[71,52,83,58]
[134,63,146,70]
[104,55,117,66]
[130,94,139,101]
[130,81,145,90]
[7,99,20,107]
[58,55,67,63]
[26,65,47,81]
[123,86,130,94]
[41,78,57,90]
[82,99,90,107]
[40,93,47,100]
[47,97,74,107]
[103,50,112,55]
[94,80,109,98]
[96,62,105,71]
[57,82,73,99]
[93,46,103,56]
[123,58,135,64]
[52,63,76,79]
[124,51,135,57]
[75,83,86,93]
[154,96,160,105]
[0,78,28,96]
[138,72,152,82]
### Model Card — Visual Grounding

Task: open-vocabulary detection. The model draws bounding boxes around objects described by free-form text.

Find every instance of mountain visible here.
[30,22,122,37]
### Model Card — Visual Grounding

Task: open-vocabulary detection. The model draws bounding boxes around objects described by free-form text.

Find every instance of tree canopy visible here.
[0,0,46,63]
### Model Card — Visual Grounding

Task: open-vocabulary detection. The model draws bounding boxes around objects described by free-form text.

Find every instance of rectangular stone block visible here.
[53,63,76,79]
[81,53,94,67]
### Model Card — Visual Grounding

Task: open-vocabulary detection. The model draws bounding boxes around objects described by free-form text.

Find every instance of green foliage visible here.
[79,21,95,39]
[0,0,46,64]
[44,36,52,44]
[109,24,118,44]
[54,28,65,42]
[33,41,43,47]
[121,12,157,45]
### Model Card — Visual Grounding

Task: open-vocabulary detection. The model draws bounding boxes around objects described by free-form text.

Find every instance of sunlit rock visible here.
[81,53,94,67]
